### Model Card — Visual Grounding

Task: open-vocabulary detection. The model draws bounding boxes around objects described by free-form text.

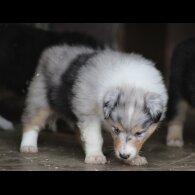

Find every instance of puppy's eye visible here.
[134,131,143,137]
[112,127,120,135]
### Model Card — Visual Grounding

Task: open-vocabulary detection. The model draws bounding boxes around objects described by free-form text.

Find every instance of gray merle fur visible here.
[47,52,97,122]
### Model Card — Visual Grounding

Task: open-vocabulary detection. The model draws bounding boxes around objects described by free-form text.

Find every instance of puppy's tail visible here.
[0,115,14,131]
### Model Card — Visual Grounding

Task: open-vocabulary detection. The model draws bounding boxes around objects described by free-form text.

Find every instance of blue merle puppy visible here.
[19,33,167,165]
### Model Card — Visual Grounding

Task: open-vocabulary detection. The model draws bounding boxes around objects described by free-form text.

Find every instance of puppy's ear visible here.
[145,93,163,123]
[103,88,120,120]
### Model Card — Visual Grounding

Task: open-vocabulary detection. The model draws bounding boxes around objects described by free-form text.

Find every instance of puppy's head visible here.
[103,87,164,161]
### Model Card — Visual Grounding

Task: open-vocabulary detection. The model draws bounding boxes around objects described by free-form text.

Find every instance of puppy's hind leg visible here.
[47,115,58,132]
[20,107,51,153]
[167,100,188,147]
[78,117,107,164]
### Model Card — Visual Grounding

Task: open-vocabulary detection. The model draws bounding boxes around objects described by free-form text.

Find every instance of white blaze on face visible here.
[128,106,134,126]
[118,133,126,153]
[125,143,137,159]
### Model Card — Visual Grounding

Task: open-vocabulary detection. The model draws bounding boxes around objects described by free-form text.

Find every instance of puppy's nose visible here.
[119,153,130,159]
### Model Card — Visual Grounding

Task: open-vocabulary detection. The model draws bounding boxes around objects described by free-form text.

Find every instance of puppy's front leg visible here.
[78,118,107,164]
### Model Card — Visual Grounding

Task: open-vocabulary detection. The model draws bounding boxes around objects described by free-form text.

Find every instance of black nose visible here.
[119,153,130,159]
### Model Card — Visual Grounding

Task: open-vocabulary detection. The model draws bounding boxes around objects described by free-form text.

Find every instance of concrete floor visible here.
[1,108,195,171]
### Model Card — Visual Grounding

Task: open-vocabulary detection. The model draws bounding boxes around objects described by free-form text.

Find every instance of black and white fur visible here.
[0,24,104,131]
[20,43,167,165]
[166,38,195,147]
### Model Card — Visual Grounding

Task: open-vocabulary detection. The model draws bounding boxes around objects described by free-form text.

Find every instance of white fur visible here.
[0,116,14,130]
[23,45,94,125]
[127,155,148,166]
[72,50,167,120]
[128,106,135,126]
[39,45,94,86]
[71,50,167,164]
[20,128,39,153]
[21,45,167,165]
[125,144,137,159]
[116,134,137,160]
[78,117,107,164]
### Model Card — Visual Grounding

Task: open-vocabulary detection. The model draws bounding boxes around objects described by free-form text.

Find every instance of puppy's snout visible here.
[119,153,130,159]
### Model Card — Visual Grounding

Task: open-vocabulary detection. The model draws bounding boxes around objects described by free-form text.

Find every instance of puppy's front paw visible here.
[85,154,107,164]
[124,155,148,166]
[20,145,38,153]
[166,139,184,147]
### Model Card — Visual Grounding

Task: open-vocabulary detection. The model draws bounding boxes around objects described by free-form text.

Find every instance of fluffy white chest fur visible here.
[20,46,167,165]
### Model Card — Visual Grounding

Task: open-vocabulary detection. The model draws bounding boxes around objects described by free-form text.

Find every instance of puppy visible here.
[0,23,104,131]
[20,43,167,165]
[166,38,195,147]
